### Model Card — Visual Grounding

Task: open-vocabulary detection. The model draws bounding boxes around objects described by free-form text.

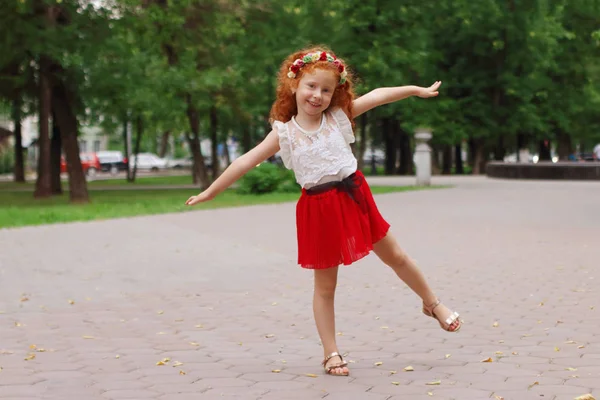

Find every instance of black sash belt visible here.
[306,173,367,213]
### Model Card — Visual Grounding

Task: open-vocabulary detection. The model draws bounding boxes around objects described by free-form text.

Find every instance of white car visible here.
[130,153,168,171]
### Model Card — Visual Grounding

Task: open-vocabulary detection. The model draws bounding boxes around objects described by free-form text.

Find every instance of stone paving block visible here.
[100,389,161,399]
[430,387,495,399]
[324,392,390,400]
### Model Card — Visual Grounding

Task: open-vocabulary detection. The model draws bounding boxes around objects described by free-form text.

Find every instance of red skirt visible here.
[296,170,390,269]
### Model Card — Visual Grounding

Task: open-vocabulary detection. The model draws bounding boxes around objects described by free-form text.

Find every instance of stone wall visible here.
[486,161,600,180]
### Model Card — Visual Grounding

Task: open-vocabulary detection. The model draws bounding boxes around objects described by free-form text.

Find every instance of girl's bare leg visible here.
[313,267,349,375]
[373,231,460,331]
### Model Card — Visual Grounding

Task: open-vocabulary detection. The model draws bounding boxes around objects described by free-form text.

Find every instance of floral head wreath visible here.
[287,51,348,85]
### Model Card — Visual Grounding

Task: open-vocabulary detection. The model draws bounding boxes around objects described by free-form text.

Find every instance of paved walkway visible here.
[1,176,599,400]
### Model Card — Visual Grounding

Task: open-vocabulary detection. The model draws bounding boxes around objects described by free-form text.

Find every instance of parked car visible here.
[166,155,212,169]
[130,152,168,171]
[96,150,128,175]
[60,152,101,177]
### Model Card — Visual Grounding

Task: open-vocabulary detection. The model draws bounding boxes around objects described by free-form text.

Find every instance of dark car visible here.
[96,151,128,174]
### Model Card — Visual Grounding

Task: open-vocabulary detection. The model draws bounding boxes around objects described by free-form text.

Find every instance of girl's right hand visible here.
[185,191,213,206]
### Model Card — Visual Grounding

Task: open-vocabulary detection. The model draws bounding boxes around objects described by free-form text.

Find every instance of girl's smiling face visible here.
[295,68,337,117]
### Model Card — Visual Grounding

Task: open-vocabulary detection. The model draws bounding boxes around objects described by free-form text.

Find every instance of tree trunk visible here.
[382,118,396,175]
[123,113,132,181]
[470,139,485,175]
[356,112,367,171]
[158,130,170,158]
[34,57,52,199]
[538,140,552,161]
[50,112,62,194]
[223,139,231,166]
[210,105,219,180]
[52,81,88,203]
[242,122,251,153]
[12,98,25,183]
[454,143,464,174]
[186,96,210,188]
[398,123,413,175]
[131,115,143,181]
[494,135,506,161]
[556,129,571,160]
[442,144,452,175]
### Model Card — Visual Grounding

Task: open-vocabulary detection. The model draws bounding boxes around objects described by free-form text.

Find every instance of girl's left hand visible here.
[416,81,442,98]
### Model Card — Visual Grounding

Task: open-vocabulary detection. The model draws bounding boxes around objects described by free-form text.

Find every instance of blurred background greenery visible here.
[1,0,599,206]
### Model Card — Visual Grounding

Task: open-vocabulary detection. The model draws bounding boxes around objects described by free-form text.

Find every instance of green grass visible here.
[0,185,447,229]
[0,174,197,190]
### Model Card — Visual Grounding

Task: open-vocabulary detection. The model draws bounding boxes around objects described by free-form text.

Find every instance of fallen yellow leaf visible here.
[391,381,400,385]
[115,355,120,359]
[403,366,414,372]
[528,381,539,390]
[29,344,37,350]
[445,354,451,359]
[189,342,200,346]
[195,324,203,328]
[428,392,433,396]
[495,351,503,355]
[271,302,278,306]
[157,310,164,315]
[554,347,560,352]
[512,352,519,355]
[179,370,186,375]
[566,367,577,371]
[578,345,586,349]
[68,299,75,305]
[574,395,595,400]
[566,340,577,344]
[389,370,397,375]
[426,380,441,385]
[21,297,29,302]
[15,322,22,327]
[380,326,389,329]
[172,361,183,367]
[336,332,343,336]
[265,334,275,338]
[374,361,383,366]
[272,369,281,373]
[24,353,36,361]
[36,348,46,353]
[305,373,318,378]
[493,321,499,327]
[481,357,493,363]
[494,396,505,400]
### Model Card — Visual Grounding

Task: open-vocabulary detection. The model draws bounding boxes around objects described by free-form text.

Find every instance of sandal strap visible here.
[424,299,441,313]
[322,352,347,369]
[445,311,460,325]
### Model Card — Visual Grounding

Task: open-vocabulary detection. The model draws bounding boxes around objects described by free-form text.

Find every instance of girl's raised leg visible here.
[372,231,461,332]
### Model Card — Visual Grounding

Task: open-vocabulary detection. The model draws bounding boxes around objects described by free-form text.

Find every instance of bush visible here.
[0,147,14,174]
[238,162,300,194]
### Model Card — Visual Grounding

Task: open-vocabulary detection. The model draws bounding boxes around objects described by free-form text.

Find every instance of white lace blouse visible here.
[273,108,357,189]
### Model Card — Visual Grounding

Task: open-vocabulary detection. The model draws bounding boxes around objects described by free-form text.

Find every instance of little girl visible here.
[186,46,461,377]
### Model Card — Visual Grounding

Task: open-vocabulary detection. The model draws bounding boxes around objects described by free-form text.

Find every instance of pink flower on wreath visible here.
[290,64,300,73]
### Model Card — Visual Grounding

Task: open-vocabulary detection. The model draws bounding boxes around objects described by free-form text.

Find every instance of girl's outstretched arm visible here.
[185,129,281,206]
[352,81,442,118]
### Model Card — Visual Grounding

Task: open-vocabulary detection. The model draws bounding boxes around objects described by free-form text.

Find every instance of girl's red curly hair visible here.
[269,46,356,129]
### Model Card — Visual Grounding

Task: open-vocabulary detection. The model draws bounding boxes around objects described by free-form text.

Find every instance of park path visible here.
[1,176,599,400]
